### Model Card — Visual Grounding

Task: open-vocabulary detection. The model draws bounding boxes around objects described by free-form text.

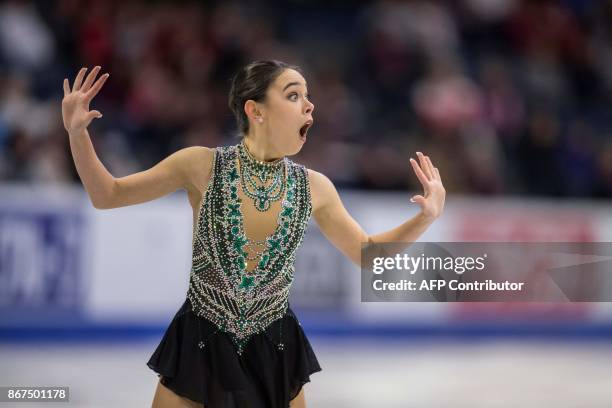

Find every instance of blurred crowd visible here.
[0,0,611,197]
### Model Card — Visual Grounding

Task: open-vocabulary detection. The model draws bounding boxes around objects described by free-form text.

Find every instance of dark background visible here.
[1,0,611,197]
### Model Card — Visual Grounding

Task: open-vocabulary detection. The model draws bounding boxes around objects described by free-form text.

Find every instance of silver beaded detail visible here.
[186,144,312,355]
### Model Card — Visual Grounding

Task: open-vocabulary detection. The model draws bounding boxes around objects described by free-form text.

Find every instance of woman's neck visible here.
[242,137,283,162]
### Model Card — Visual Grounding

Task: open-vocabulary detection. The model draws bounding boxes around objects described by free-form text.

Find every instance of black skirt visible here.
[147,298,322,408]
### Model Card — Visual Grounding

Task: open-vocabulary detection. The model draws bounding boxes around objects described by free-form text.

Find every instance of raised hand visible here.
[62,66,109,133]
[409,151,446,221]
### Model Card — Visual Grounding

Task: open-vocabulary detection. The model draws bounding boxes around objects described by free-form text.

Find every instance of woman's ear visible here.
[244,100,263,123]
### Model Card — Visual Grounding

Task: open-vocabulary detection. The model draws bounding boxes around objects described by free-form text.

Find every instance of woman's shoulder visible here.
[178,146,217,196]
[305,167,330,187]
[180,145,215,171]
[304,168,337,213]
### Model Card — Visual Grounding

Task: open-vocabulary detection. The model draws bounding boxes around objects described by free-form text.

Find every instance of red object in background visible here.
[412,76,483,133]
[452,302,591,321]
[78,3,114,66]
[454,209,596,242]
[450,208,596,318]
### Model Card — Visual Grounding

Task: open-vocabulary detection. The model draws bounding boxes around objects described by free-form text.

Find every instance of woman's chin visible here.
[276,135,305,157]
[286,143,303,157]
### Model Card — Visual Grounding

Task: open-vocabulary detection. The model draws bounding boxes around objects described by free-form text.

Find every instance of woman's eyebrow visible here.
[282,81,307,92]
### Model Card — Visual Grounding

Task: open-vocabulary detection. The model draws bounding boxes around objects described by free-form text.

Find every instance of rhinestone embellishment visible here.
[186,144,312,354]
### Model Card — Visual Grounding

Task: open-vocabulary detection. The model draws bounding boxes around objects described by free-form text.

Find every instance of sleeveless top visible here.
[186,143,312,355]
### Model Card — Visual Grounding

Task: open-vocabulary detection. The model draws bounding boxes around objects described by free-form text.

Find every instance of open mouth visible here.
[299,120,313,141]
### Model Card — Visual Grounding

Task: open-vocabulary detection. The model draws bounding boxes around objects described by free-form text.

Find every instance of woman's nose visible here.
[304,99,314,114]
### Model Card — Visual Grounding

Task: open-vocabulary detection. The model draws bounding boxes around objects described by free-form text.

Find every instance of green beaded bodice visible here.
[187,143,312,354]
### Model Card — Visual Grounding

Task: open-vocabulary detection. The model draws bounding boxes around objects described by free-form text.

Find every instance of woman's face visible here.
[255,68,315,156]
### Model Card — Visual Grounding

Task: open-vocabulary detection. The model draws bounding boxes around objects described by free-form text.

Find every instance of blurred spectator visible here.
[411,54,483,135]
[0,0,610,199]
[0,0,55,72]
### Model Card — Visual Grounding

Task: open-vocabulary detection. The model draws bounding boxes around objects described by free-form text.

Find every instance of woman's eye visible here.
[288,93,312,101]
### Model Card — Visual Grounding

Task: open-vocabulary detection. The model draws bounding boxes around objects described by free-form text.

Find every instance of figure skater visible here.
[61,60,446,408]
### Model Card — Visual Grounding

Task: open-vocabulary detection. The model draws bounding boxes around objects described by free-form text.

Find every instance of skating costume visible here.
[147,142,321,407]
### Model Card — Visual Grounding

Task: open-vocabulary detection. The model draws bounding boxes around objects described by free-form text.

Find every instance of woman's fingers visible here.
[81,66,101,92]
[410,152,445,216]
[410,157,430,189]
[416,152,432,180]
[433,166,440,180]
[63,78,70,97]
[72,67,87,92]
[427,157,442,182]
[417,152,440,182]
[87,110,103,121]
[85,73,109,102]
[426,156,436,180]
[410,194,426,205]
[425,155,438,181]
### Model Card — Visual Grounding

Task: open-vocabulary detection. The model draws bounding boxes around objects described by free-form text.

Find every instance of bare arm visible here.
[96,146,211,209]
[309,152,446,267]
[62,66,112,207]
[68,128,120,208]
[62,66,212,209]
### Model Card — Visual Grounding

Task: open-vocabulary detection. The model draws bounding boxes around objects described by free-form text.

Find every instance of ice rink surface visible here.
[2,337,611,407]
